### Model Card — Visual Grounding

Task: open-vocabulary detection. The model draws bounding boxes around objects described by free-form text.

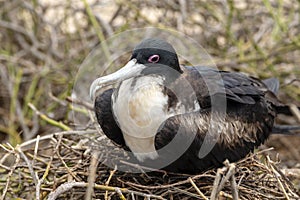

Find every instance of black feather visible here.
[94,89,127,148]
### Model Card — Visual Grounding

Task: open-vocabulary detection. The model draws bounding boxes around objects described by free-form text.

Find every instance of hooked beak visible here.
[89,58,145,100]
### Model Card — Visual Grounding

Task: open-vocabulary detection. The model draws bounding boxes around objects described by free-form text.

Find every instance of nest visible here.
[1,130,299,200]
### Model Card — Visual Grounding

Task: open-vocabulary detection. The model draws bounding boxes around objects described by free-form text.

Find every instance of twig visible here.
[15,33,54,65]
[218,161,236,195]
[47,181,166,200]
[281,78,300,87]
[171,187,202,199]
[28,103,71,131]
[56,148,82,182]
[0,148,20,200]
[105,165,117,200]
[266,156,291,200]
[47,181,86,200]
[272,165,300,198]
[120,160,192,176]
[219,191,233,199]
[119,160,155,175]
[0,143,14,153]
[0,19,36,45]
[39,136,57,184]
[49,92,68,106]
[32,135,40,166]
[81,0,111,63]
[19,130,96,149]
[66,96,94,110]
[115,187,126,200]
[210,168,222,200]
[124,172,211,190]
[85,151,101,200]
[188,177,208,200]
[16,145,40,200]
[220,160,239,200]
[230,172,239,200]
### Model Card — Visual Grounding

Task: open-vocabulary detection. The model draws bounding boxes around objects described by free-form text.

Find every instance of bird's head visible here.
[90,38,183,100]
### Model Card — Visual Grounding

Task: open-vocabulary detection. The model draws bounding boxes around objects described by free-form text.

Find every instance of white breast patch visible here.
[112,76,170,161]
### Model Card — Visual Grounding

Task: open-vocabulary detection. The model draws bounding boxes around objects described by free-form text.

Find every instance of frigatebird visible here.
[90,38,299,174]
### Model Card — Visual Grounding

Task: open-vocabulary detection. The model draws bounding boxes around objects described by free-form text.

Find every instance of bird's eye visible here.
[148,55,160,63]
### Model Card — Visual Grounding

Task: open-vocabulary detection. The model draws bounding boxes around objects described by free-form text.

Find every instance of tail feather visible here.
[262,78,300,116]
[263,78,279,94]
[271,124,300,135]
[275,105,300,116]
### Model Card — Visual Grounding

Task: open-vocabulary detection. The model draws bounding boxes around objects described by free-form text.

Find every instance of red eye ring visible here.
[148,54,160,63]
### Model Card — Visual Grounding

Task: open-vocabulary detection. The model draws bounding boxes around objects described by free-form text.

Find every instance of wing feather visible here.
[94,89,127,147]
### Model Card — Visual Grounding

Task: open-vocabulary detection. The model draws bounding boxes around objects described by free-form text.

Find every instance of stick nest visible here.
[1,130,299,200]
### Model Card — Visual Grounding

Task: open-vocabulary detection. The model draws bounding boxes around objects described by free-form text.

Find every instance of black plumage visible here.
[91,38,299,174]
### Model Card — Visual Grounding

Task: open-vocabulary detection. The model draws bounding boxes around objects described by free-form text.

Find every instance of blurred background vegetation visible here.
[0,0,299,164]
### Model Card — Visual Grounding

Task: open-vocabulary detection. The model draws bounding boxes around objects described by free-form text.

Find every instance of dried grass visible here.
[0,127,299,199]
